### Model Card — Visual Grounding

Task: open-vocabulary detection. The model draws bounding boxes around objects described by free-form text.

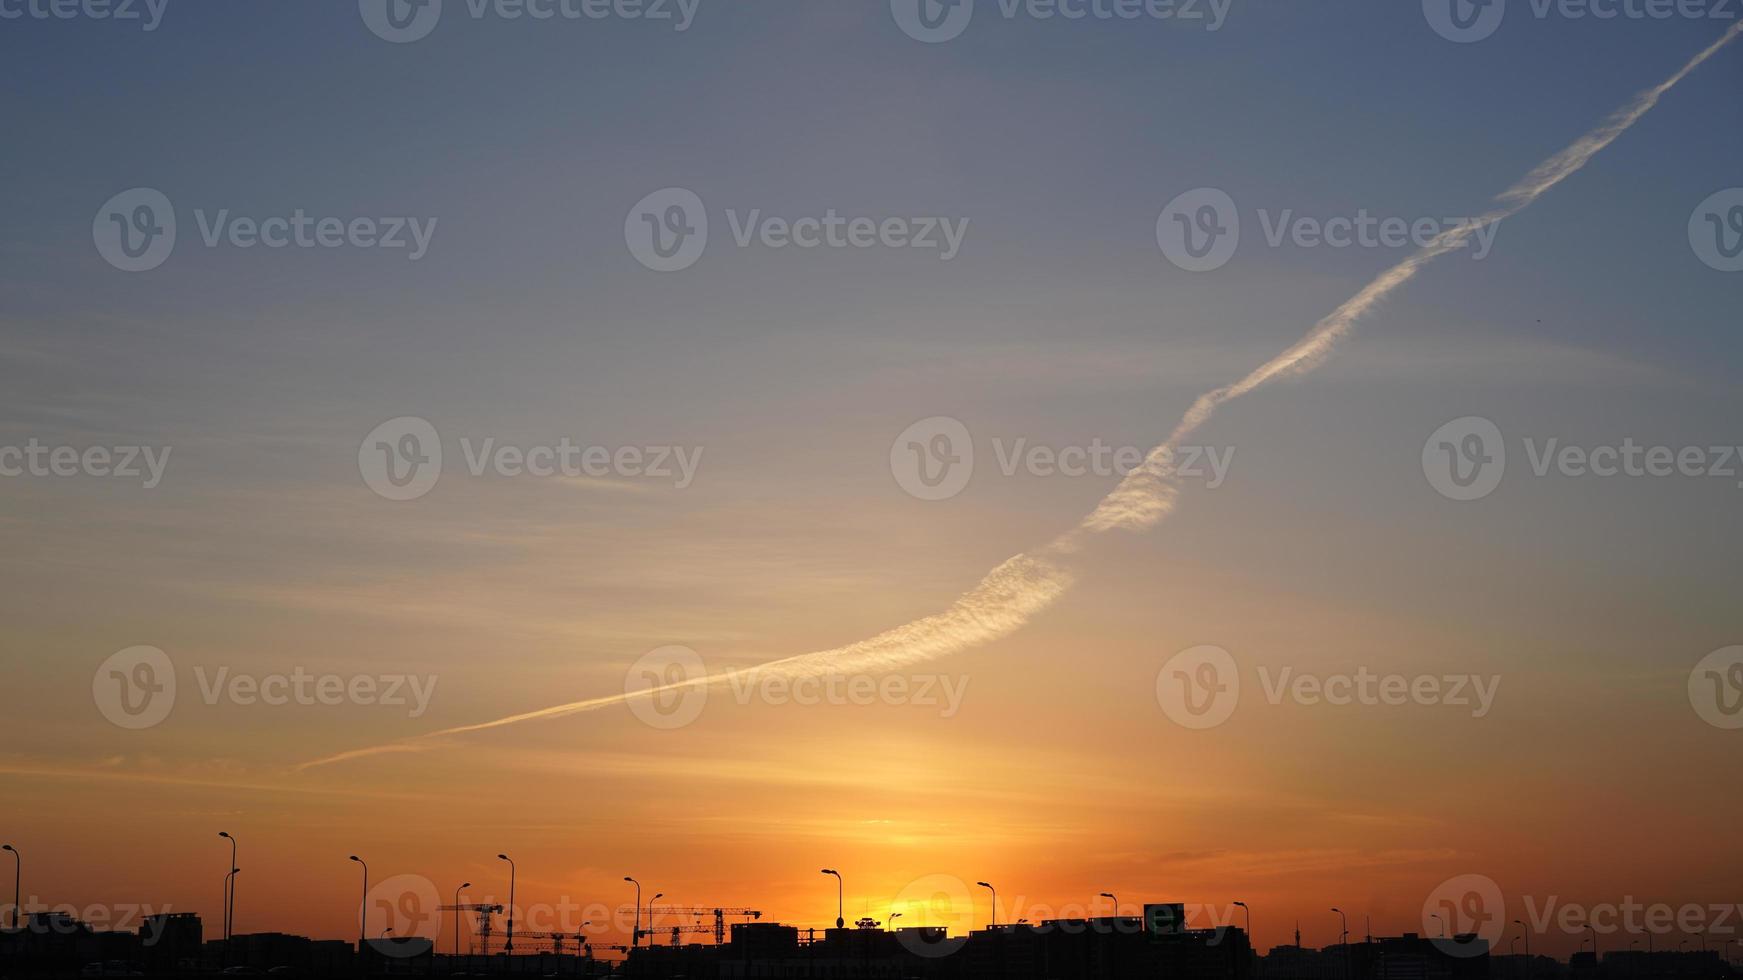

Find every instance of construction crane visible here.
[639,906,762,944]
[517,931,592,956]
[436,903,503,954]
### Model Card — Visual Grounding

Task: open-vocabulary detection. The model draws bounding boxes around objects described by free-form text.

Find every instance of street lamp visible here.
[648,894,663,944]
[497,854,515,954]
[1332,908,1350,980]
[1100,892,1118,921]
[624,877,642,947]
[821,870,844,929]
[1234,901,1250,939]
[453,882,470,957]
[1514,919,1530,959]
[3,844,19,931]
[977,882,997,929]
[1430,913,1446,938]
[889,912,903,932]
[348,856,367,950]
[221,867,239,960]
[217,832,236,941]
[1589,926,1600,957]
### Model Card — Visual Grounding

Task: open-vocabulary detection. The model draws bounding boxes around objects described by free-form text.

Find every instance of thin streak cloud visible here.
[298,24,1740,772]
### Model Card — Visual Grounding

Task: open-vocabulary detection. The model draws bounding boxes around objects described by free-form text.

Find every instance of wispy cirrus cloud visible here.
[298,23,1742,773]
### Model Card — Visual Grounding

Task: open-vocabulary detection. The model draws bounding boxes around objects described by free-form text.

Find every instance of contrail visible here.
[297,25,1739,772]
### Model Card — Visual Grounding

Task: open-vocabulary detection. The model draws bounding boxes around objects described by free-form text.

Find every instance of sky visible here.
[2,0,1741,962]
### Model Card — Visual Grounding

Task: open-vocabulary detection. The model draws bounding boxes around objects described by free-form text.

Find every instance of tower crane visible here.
[638,906,762,944]
[436,903,503,954]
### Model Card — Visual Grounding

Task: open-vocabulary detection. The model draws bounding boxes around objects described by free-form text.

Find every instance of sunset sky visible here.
[2,0,1740,962]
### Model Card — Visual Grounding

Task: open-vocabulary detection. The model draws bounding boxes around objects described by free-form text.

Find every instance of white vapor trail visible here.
[297,24,1739,772]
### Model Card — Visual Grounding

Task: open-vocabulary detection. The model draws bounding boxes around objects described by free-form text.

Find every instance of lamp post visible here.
[497,855,515,954]
[348,856,367,951]
[1589,926,1600,958]
[889,912,903,932]
[1100,892,1118,922]
[1430,913,1446,939]
[453,882,470,957]
[624,877,641,947]
[1332,908,1350,980]
[821,870,844,929]
[217,832,236,941]
[647,894,663,944]
[1235,901,1251,942]
[221,867,238,962]
[977,882,997,929]
[3,844,19,931]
